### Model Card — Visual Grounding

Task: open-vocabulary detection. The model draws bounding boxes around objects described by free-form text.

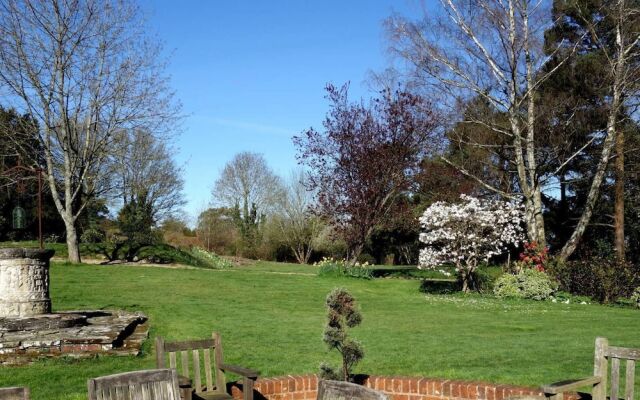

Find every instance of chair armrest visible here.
[177,374,192,388]
[219,363,259,379]
[541,376,601,394]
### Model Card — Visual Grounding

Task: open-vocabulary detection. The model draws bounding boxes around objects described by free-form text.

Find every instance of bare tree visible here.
[387,0,609,258]
[274,170,324,264]
[0,0,180,262]
[212,152,285,219]
[112,130,185,224]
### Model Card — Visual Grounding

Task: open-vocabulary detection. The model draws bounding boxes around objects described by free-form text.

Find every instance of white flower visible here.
[417,195,524,277]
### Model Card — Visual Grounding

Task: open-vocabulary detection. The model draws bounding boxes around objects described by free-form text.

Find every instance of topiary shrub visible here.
[320,288,364,382]
[494,269,557,300]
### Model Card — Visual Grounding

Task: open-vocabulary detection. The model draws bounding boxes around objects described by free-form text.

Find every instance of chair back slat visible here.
[193,349,202,392]
[204,348,214,390]
[156,332,227,395]
[625,359,635,400]
[610,357,620,400]
[88,369,180,400]
[181,351,190,377]
[0,387,30,400]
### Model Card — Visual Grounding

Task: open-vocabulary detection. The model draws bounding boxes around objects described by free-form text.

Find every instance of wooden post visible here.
[593,337,609,400]
[155,336,165,368]
[243,377,254,400]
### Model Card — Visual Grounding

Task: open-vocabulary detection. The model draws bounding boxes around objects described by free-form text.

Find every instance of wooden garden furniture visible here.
[156,332,259,400]
[541,337,638,400]
[0,387,29,400]
[317,380,389,400]
[87,368,181,400]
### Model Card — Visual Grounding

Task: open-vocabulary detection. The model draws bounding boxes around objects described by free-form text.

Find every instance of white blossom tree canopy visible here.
[418,195,524,291]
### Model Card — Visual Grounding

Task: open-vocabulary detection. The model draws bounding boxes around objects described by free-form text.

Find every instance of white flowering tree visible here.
[419,195,524,292]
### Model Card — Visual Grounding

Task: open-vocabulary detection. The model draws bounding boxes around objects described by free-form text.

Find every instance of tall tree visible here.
[387,0,638,260]
[545,0,640,260]
[294,84,440,262]
[113,129,186,223]
[0,0,180,262]
[212,152,284,256]
[388,0,558,246]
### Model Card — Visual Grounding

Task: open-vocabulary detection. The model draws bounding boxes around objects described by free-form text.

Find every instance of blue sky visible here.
[144,1,426,222]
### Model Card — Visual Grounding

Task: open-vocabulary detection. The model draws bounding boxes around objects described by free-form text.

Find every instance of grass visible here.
[1,260,639,400]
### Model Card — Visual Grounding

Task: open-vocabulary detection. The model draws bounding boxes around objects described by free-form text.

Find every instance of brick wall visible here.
[230,374,580,400]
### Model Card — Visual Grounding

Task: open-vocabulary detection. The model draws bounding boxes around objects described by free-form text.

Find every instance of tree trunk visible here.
[559,10,625,261]
[532,186,546,246]
[293,244,306,265]
[523,4,546,248]
[349,243,365,266]
[460,272,469,293]
[614,128,625,261]
[559,129,617,260]
[65,219,81,264]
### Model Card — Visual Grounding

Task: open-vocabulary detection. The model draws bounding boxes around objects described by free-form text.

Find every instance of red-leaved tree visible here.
[293,84,441,262]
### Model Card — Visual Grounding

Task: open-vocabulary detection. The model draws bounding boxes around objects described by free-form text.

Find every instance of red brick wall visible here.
[230,374,576,400]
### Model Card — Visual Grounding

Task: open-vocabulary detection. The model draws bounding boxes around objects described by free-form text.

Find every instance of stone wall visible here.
[230,375,580,400]
[0,248,54,317]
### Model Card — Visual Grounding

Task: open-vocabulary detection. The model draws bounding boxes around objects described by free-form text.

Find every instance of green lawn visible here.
[1,261,639,400]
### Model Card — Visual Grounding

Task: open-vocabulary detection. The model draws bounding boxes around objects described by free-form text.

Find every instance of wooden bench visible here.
[541,337,637,400]
[156,332,259,400]
[87,369,181,400]
[0,387,29,400]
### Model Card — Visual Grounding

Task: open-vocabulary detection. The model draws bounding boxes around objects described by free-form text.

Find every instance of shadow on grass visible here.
[419,279,460,294]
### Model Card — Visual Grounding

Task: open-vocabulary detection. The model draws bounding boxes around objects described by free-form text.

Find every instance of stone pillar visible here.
[0,248,55,317]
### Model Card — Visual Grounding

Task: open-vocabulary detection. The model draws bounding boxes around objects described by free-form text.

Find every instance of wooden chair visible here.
[156,332,259,400]
[0,387,29,400]
[87,368,180,400]
[317,380,389,400]
[541,337,638,400]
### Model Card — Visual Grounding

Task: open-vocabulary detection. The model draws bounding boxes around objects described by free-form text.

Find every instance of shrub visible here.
[80,228,104,244]
[494,269,557,300]
[548,257,640,303]
[418,195,524,292]
[631,287,640,309]
[320,288,364,382]
[316,257,373,280]
[189,247,233,269]
[515,241,549,272]
[474,266,504,292]
[44,233,61,243]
